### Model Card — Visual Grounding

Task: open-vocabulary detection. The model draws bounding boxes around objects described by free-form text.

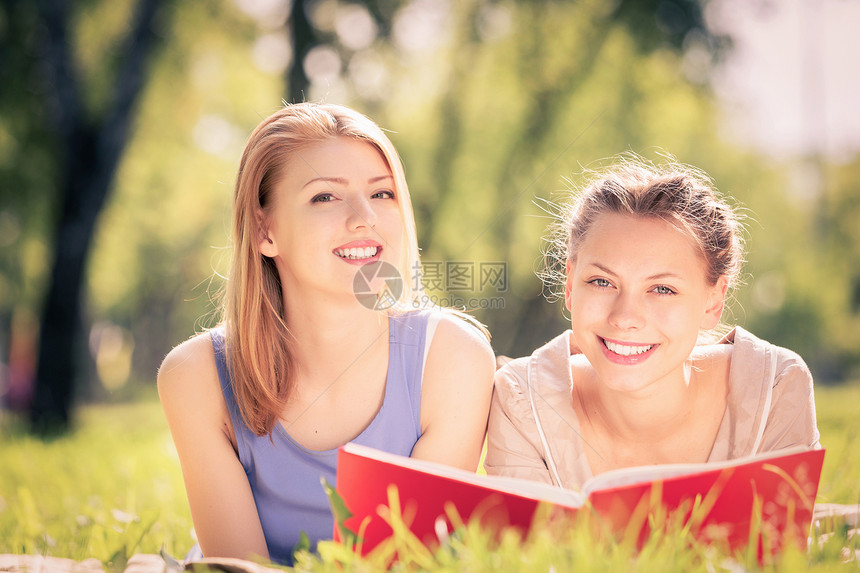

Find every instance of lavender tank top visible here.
[210,310,428,564]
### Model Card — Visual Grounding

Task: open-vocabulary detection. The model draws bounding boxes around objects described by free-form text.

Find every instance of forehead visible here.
[280,137,391,184]
[576,213,707,277]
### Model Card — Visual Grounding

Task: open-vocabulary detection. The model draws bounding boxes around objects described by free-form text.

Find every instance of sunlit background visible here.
[1,0,859,430]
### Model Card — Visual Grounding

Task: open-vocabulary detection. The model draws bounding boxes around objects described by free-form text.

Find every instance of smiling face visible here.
[565,212,727,393]
[259,136,403,305]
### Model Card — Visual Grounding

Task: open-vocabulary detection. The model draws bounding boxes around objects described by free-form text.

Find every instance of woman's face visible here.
[259,136,403,305]
[565,212,727,393]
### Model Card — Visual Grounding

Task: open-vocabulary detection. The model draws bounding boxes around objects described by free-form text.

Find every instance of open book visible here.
[335,443,824,557]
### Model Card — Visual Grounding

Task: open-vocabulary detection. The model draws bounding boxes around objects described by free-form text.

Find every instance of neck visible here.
[282,292,390,385]
[583,365,698,443]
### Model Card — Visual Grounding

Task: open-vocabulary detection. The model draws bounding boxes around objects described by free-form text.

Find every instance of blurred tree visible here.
[362,0,728,357]
[87,0,737,383]
[287,0,314,102]
[85,1,280,399]
[253,0,728,358]
[13,0,851,413]
[0,0,57,412]
[0,0,170,433]
[822,156,860,377]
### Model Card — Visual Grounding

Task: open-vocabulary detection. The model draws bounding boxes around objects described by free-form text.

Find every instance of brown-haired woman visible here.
[158,103,494,564]
[485,154,819,489]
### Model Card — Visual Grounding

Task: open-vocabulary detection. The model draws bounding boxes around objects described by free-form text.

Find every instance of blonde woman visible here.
[158,103,494,564]
[486,156,820,489]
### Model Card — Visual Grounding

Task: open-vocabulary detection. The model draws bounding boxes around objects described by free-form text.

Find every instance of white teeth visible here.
[604,339,654,356]
[335,246,379,259]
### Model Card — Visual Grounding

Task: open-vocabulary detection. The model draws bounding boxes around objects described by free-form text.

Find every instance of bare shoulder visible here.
[412,311,495,469]
[427,311,495,366]
[420,310,495,412]
[157,331,220,401]
[157,330,235,447]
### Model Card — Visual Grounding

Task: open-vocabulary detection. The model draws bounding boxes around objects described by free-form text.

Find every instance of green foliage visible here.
[3,0,860,406]
[820,157,860,377]
[321,478,357,549]
[0,2,59,316]
[2,385,859,569]
[87,0,275,380]
[366,0,737,358]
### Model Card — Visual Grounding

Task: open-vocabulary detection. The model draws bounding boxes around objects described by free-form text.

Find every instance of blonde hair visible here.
[223,103,421,436]
[546,154,745,308]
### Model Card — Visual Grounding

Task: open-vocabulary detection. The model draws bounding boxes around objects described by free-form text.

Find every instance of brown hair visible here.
[222,103,422,436]
[546,154,745,302]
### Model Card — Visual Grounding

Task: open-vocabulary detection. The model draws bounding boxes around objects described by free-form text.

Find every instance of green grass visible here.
[816,383,860,507]
[0,393,193,568]
[1,383,858,571]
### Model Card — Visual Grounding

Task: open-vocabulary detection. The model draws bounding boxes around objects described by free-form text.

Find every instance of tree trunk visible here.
[287,0,315,103]
[29,0,166,434]
[31,136,98,432]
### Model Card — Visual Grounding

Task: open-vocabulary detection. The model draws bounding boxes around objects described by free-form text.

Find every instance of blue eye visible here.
[372,190,395,200]
[653,285,676,295]
[589,278,611,288]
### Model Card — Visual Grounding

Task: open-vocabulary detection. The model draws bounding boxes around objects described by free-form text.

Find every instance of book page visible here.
[581,445,812,495]
[343,443,587,507]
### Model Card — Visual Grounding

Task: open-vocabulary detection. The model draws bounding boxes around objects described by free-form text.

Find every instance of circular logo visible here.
[353,261,403,310]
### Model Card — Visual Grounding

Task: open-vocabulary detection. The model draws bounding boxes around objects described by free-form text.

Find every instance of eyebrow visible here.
[588,262,684,282]
[301,174,393,189]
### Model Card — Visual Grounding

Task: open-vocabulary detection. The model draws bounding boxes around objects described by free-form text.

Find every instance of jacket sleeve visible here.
[484,361,554,485]
[759,348,821,452]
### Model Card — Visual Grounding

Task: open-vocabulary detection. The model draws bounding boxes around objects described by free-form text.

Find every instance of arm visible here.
[410,312,495,471]
[759,350,821,452]
[484,363,555,485]
[157,334,270,561]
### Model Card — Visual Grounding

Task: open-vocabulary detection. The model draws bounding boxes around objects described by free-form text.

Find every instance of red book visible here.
[334,444,824,558]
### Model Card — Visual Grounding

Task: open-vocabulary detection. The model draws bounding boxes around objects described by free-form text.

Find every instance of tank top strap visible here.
[209,328,253,445]
[211,315,429,449]
[384,310,430,437]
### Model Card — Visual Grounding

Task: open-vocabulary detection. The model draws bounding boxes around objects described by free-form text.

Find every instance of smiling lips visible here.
[334,242,382,265]
[600,337,657,364]
[336,246,379,259]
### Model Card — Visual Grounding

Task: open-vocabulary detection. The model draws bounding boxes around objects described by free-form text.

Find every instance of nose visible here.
[346,196,378,231]
[608,291,645,331]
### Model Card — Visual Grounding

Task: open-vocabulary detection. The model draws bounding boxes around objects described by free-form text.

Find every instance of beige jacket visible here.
[485,327,821,490]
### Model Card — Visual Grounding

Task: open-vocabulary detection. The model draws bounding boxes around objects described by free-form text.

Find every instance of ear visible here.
[701,275,729,330]
[257,209,278,258]
[564,259,574,312]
